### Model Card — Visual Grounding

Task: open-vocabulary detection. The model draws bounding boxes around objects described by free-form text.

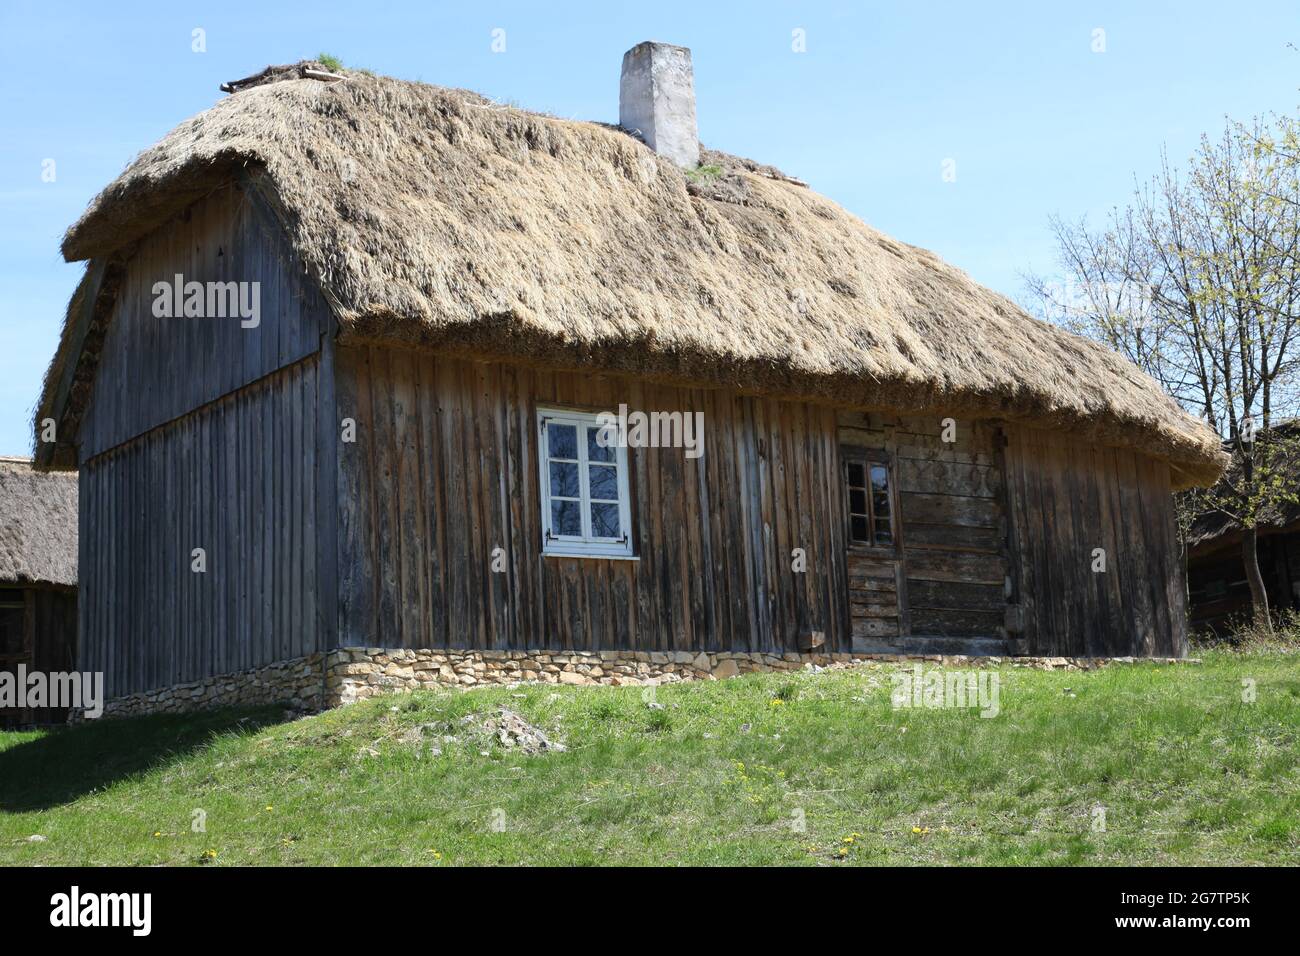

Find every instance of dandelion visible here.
[428,849,443,860]
[265,805,274,812]
[152,831,162,838]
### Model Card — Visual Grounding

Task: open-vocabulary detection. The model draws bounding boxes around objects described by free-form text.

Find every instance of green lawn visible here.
[1,650,1297,865]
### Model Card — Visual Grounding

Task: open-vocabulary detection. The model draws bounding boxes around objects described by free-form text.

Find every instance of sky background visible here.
[1,0,1297,456]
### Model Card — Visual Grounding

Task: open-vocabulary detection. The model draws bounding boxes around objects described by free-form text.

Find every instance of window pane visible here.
[0,605,24,656]
[850,515,869,542]
[549,461,580,498]
[847,462,865,488]
[849,488,867,516]
[547,422,578,459]
[870,466,891,544]
[872,491,891,519]
[589,463,619,501]
[551,499,581,536]
[590,502,621,538]
[587,425,617,463]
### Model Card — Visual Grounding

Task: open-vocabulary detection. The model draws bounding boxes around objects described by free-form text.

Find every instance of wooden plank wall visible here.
[1003,424,1187,656]
[895,419,1008,640]
[0,585,76,725]
[79,182,326,460]
[1187,532,1300,634]
[79,359,321,699]
[335,346,850,654]
[836,411,904,646]
[837,412,1009,647]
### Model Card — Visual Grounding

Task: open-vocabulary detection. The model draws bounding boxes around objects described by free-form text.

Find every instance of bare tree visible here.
[1025,117,1300,631]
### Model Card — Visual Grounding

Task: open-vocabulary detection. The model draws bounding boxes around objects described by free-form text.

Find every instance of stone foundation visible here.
[88,654,327,720]
[86,647,1195,720]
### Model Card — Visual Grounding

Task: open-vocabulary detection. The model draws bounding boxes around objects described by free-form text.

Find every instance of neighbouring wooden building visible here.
[0,457,78,725]
[34,51,1226,714]
[1186,425,1300,635]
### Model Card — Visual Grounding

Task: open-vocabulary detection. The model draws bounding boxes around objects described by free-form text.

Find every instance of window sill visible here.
[542,549,640,562]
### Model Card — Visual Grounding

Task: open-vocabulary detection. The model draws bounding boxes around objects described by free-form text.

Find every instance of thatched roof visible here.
[0,457,77,587]
[40,62,1225,487]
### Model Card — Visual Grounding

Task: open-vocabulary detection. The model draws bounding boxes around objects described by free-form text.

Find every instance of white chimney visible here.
[619,41,700,168]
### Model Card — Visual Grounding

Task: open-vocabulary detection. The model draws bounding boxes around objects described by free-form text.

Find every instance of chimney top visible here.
[619,41,700,169]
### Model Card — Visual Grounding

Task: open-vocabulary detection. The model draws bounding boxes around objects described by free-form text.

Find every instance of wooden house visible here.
[33,51,1226,714]
[1186,425,1300,635]
[0,457,78,725]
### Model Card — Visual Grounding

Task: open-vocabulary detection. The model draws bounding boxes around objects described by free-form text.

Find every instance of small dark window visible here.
[870,464,892,545]
[844,455,893,547]
[0,588,25,658]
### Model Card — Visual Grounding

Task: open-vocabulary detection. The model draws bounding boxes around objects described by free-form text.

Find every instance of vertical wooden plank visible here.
[314,332,339,659]
[390,351,423,648]
[437,355,470,648]
[478,361,512,649]
[763,398,792,647]
[501,363,529,650]
[1136,454,1175,654]
[368,348,400,647]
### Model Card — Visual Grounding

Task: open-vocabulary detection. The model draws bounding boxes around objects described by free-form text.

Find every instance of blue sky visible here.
[1,0,1297,455]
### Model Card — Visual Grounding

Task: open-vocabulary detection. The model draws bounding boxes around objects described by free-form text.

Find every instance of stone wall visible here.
[84,647,1193,721]
[87,654,326,720]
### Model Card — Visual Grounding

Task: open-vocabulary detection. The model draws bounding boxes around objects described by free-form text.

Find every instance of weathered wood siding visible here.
[1187,530,1299,635]
[79,182,327,460]
[836,413,1184,655]
[0,584,77,725]
[335,347,849,654]
[1003,425,1187,656]
[897,419,1008,641]
[79,359,324,699]
[837,413,1010,649]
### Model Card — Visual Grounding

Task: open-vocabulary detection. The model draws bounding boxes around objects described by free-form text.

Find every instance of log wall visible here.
[837,412,1010,651]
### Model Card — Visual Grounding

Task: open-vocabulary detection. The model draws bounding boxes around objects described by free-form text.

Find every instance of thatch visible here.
[45,63,1225,486]
[0,457,77,587]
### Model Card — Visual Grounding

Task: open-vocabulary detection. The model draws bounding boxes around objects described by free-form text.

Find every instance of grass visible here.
[684,163,724,183]
[1,650,1297,866]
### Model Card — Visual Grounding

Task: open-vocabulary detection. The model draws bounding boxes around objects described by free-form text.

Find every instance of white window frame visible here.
[537,407,635,559]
